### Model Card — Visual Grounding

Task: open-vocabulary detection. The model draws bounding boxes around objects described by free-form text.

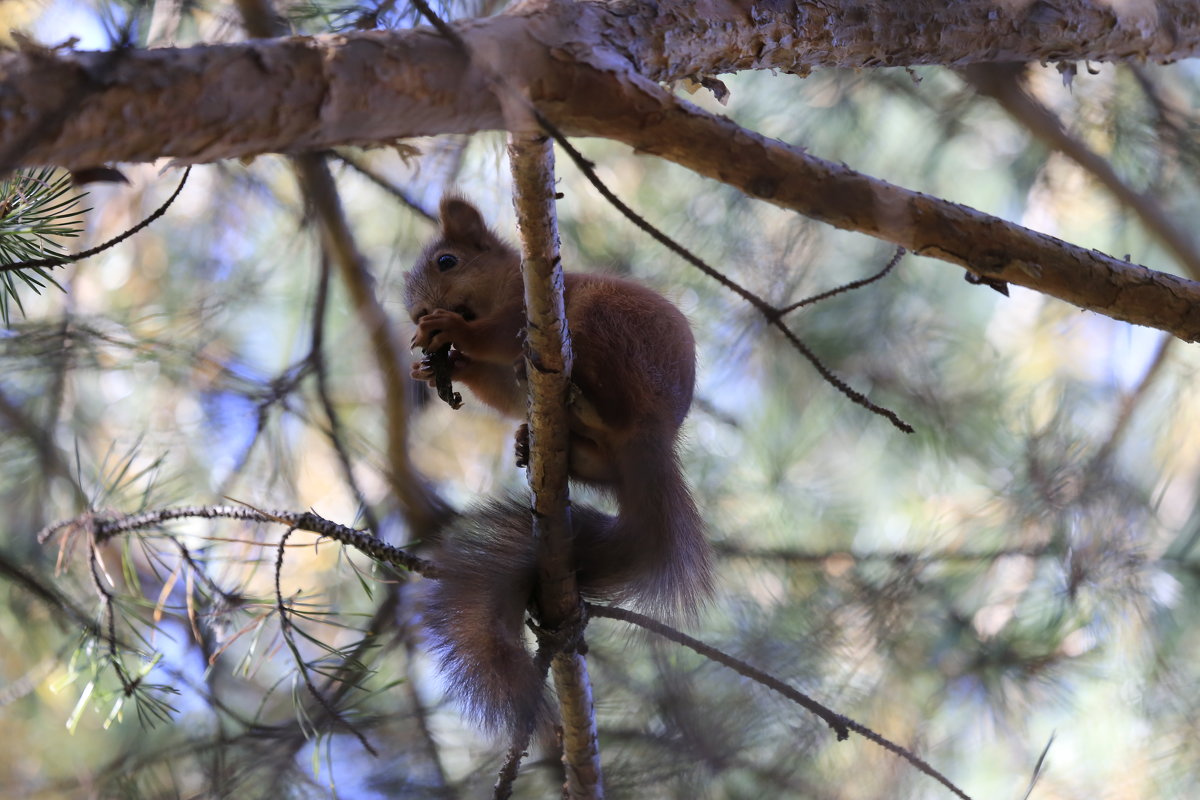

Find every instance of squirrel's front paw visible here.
[411,308,468,353]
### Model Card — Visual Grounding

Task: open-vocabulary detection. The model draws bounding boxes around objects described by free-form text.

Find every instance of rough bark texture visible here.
[962,62,1200,282]
[2,0,1198,338]
[510,133,605,799]
[595,0,1200,78]
[551,652,605,798]
[510,134,577,626]
[3,0,1197,168]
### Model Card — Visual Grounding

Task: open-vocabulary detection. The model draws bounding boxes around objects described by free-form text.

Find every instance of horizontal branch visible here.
[2,0,1197,168]
[38,505,436,576]
[600,0,1199,79]
[543,67,1200,341]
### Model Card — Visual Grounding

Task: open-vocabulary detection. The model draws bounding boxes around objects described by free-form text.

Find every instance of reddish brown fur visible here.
[405,196,713,733]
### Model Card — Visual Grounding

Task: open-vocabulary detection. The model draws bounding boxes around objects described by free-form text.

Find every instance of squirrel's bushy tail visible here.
[423,436,712,733]
[422,499,546,734]
[574,432,713,618]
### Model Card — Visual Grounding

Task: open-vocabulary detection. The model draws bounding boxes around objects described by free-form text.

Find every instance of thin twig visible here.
[493,738,530,800]
[0,167,191,272]
[777,246,905,316]
[493,625,563,799]
[588,603,973,800]
[1021,732,1055,800]
[332,151,435,222]
[548,132,911,432]
[86,535,120,662]
[0,548,99,634]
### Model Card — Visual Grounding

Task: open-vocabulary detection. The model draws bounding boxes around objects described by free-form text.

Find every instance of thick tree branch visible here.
[3,0,1196,168]
[2,1,1198,339]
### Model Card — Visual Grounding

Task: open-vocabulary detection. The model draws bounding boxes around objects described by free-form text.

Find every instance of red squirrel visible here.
[405,196,713,733]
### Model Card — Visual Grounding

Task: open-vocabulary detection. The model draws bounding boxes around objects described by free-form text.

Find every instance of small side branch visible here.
[546,133,913,432]
[273,528,378,756]
[37,505,436,577]
[589,604,973,800]
[0,166,190,273]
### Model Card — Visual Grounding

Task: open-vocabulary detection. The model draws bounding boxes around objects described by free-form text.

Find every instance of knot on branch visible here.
[529,598,590,670]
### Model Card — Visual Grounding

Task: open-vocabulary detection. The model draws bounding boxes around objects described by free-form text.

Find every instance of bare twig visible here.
[0,167,191,273]
[1022,733,1055,800]
[493,739,529,800]
[0,548,99,634]
[332,151,435,222]
[38,505,436,577]
[777,246,905,316]
[543,128,913,433]
[588,604,973,800]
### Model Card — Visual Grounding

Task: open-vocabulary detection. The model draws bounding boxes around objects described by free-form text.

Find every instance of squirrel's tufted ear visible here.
[440,196,490,249]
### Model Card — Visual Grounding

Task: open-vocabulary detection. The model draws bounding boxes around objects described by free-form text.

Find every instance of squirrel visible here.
[404,195,713,734]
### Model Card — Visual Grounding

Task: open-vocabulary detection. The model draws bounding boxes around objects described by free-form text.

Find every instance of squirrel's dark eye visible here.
[436,254,458,271]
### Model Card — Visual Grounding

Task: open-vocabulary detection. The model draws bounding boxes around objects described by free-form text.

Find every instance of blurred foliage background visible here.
[2,1,1200,798]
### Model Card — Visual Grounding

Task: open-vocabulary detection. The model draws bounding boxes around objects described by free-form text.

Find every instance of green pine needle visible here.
[0,168,88,325]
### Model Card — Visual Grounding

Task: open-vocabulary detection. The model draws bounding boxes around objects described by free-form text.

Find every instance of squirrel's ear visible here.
[440,197,490,248]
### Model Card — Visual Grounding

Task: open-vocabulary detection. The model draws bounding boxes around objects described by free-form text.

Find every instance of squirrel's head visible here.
[403,196,520,323]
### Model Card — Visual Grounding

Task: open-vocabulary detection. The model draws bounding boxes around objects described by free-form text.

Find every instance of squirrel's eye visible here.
[436,254,458,271]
